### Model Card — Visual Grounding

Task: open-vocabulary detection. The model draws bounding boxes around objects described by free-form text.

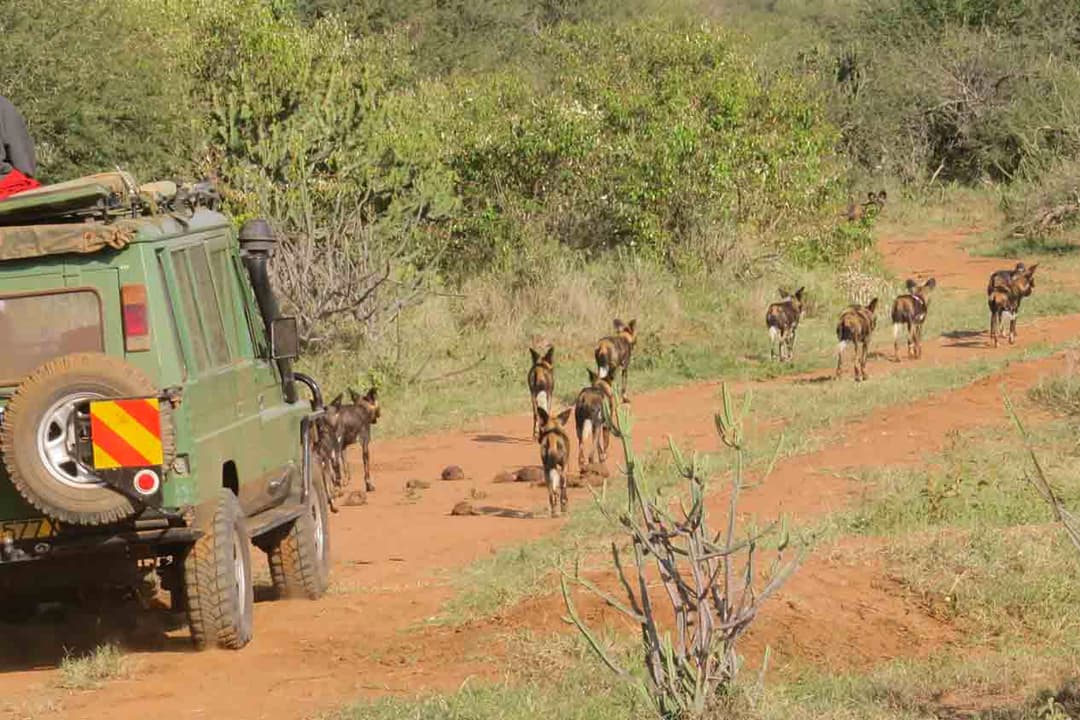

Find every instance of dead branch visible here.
[563,385,805,719]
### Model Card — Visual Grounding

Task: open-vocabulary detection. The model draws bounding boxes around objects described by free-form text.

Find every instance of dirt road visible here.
[2,225,1075,720]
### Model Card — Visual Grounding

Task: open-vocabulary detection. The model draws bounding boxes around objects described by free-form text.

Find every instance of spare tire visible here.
[0,353,175,526]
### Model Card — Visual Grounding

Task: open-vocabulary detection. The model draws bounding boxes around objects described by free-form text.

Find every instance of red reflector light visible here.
[133,469,161,496]
[121,284,151,352]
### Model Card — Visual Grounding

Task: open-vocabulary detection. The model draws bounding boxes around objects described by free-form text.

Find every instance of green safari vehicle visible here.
[0,172,331,650]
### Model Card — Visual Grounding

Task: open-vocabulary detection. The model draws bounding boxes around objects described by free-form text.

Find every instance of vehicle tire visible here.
[266,466,331,600]
[0,352,175,526]
[183,489,254,650]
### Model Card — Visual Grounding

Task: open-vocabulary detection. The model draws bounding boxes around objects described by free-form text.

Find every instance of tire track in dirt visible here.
[1,226,1076,719]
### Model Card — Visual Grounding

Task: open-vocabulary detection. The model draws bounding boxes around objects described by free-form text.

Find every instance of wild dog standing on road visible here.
[988,262,1028,293]
[891,278,936,360]
[765,287,805,362]
[845,190,887,222]
[988,263,1037,347]
[527,346,555,440]
[329,387,381,502]
[836,298,879,381]
[535,406,573,517]
[594,318,637,403]
[313,406,345,495]
[574,369,617,471]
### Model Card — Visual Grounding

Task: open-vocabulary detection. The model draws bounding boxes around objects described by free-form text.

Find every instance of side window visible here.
[188,247,230,366]
[172,250,211,372]
[172,245,231,372]
[211,248,242,358]
[233,255,268,358]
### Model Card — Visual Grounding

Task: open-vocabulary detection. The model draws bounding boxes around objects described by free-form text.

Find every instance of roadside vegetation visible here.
[4,0,1080,716]
[56,644,130,691]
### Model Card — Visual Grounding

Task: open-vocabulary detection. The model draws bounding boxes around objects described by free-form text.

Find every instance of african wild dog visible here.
[988,262,1028,294]
[326,387,380,503]
[535,406,573,517]
[574,368,617,472]
[312,407,345,499]
[891,277,936,360]
[988,263,1037,347]
[765,287,805,362]
[836,298,879,381]
[527,346,555,440]
[594,318,637,403]
[845,190,887,222]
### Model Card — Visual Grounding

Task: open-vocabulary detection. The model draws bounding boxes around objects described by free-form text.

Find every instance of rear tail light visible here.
[121,283,151,352]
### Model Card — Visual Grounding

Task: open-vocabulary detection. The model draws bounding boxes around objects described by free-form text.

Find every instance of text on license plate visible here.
[1,518,60,541]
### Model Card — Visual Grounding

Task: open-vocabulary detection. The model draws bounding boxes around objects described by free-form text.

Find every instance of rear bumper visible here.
[0,516,201,565]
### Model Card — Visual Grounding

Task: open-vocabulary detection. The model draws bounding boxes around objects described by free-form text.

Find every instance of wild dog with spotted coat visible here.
[988,263,1037,347]
[836,298,878,381]
[527,346,555,440]
[594,318,637,403]
[574,369,616,472]
[891,278,936,360]
[536,406,573,517]
[765,287,805,362]
[328,387,381,502]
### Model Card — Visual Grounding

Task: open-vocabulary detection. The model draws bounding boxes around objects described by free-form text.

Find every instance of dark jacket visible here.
[0,96,35,177]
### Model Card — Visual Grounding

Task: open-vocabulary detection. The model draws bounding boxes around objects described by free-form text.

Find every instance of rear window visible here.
[0,290,103,383]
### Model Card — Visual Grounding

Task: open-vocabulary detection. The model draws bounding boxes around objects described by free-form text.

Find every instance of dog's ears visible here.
[536,406,550,427]
[329,393,343,409]
[924,277,937,290]
[877,189,887,202]
[364,387,378,402]
[794,286,805,300]
[529,347,540,364]
[556,407,573,426]
[587,368,599,384]
[1027,263,1038,275]
[543,346,554,364]
[905,278,918,291]
[1015,261,1026,272]
[347,387,361,404]
[778,287,790,299]
[627,319,637,333]
[613,318,625,332]
[867,297,879,312]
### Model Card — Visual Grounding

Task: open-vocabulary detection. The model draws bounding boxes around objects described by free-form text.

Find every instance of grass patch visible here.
[761,650,1080,720]
[833,420,1080,538]
[56,643,129,690]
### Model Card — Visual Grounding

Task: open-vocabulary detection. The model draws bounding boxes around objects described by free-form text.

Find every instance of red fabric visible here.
[0,168,40,200]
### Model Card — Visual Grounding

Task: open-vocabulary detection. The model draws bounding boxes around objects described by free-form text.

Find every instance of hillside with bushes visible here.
[1,0,1077,425]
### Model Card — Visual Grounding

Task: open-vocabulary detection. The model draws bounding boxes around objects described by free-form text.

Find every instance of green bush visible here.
[0,0,199,183]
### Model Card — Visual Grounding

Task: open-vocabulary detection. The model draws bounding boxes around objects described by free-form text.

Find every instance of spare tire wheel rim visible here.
[36,391,107,490]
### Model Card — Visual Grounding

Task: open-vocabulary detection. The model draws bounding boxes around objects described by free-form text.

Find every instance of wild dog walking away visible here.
[988,263,1037,347]
[891,278,936,360]
[575,368,617,471]
[535,406,573,517]
[312,407,345,504]
[327,387,381,502]
[836,298,878,381]
[595,318,637,403]
[765,287,805,362]
[845,190,887,222]
[527,346,555,440]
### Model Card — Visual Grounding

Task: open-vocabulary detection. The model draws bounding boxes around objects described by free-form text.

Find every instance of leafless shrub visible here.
[269,192,433,350]
[561,384,804,719]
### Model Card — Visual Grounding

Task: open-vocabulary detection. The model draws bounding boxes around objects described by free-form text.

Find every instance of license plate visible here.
[1,517,60,542]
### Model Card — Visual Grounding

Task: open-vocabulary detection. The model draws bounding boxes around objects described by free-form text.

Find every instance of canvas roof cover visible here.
[0,171,154,262]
